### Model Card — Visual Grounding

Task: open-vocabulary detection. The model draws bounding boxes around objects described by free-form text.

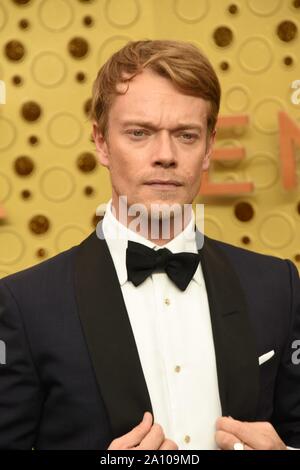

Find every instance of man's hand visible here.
[215,417,287,450]
[108,412,178,450]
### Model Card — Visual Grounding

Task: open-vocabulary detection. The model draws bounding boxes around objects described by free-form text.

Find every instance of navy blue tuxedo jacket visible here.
[0,226,300,449]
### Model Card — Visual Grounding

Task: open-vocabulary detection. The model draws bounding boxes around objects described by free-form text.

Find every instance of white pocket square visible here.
[258,350,275,365]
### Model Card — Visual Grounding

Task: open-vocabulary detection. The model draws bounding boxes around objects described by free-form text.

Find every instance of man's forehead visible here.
[114,69,207,104]
[108,69,209,127]
[110,102,208,128]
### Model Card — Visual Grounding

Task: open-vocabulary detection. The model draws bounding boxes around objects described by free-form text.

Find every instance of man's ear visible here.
[202,128,216,172]
[92,122,110,168]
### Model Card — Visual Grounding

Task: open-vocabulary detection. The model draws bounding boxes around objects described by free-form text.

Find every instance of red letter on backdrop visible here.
[278,112,300,189]
[200,115,254,196]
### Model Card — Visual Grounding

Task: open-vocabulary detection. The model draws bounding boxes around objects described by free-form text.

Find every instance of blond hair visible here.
[89,39,221,137]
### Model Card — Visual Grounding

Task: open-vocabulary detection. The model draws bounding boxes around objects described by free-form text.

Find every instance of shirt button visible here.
[174,365,181,373]
[184,435,191,444]
[164,298,171,306]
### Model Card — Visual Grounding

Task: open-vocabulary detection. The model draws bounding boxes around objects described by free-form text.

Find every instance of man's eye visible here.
[128,129,147,138]
[180,133,198,141]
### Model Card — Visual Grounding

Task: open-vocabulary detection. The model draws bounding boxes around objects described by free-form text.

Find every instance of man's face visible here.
[93,69,215,215]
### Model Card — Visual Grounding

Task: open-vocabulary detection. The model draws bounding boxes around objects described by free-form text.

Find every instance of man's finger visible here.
[138,422,165,450]
[215,430,253,450]
[216,417,284,450]
[108,412,153,449]
[216,417,250,443]
[159,439,178,450]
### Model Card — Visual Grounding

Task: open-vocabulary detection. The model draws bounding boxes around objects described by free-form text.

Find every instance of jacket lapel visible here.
[197,232,259,420]
[74,226,153,439]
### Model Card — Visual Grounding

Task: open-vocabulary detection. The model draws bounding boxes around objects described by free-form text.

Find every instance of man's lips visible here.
[144,180,183,189]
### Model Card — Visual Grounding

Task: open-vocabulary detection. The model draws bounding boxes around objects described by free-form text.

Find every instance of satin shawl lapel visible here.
[74,227,153,439]
[197,232,259,420]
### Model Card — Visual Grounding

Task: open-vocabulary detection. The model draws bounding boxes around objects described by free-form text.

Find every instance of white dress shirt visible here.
[102,200,222,449]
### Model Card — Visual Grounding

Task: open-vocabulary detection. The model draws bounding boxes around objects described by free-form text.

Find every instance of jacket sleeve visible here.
[0,279,44,449]
[271,260,300,447]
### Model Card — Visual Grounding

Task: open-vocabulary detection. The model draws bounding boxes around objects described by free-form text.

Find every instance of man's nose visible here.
[152,131,177,167]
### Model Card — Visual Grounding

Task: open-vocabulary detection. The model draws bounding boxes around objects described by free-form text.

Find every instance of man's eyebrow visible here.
[119,120,204,131]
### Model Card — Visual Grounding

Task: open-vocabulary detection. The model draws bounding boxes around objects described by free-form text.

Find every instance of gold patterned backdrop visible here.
[0,0,299,278]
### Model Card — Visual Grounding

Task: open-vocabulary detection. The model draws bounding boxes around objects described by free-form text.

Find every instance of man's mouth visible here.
[144,179,183,189]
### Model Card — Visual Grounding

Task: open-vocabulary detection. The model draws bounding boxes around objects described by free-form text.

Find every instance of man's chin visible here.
[117,194,193,218]
[137,200,192,223]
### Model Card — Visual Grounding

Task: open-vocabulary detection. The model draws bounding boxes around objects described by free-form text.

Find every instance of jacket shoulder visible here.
[0,243,78,293]
[206,236,285,264]
[204,235,294,280]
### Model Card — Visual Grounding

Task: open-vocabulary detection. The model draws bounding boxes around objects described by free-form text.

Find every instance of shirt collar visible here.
[102,199,203,287]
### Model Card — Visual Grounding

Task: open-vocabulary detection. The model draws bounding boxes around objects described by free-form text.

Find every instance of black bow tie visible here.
[126,240,200,291]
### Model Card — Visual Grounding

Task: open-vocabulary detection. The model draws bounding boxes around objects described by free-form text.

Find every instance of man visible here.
[0,40,299,450]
